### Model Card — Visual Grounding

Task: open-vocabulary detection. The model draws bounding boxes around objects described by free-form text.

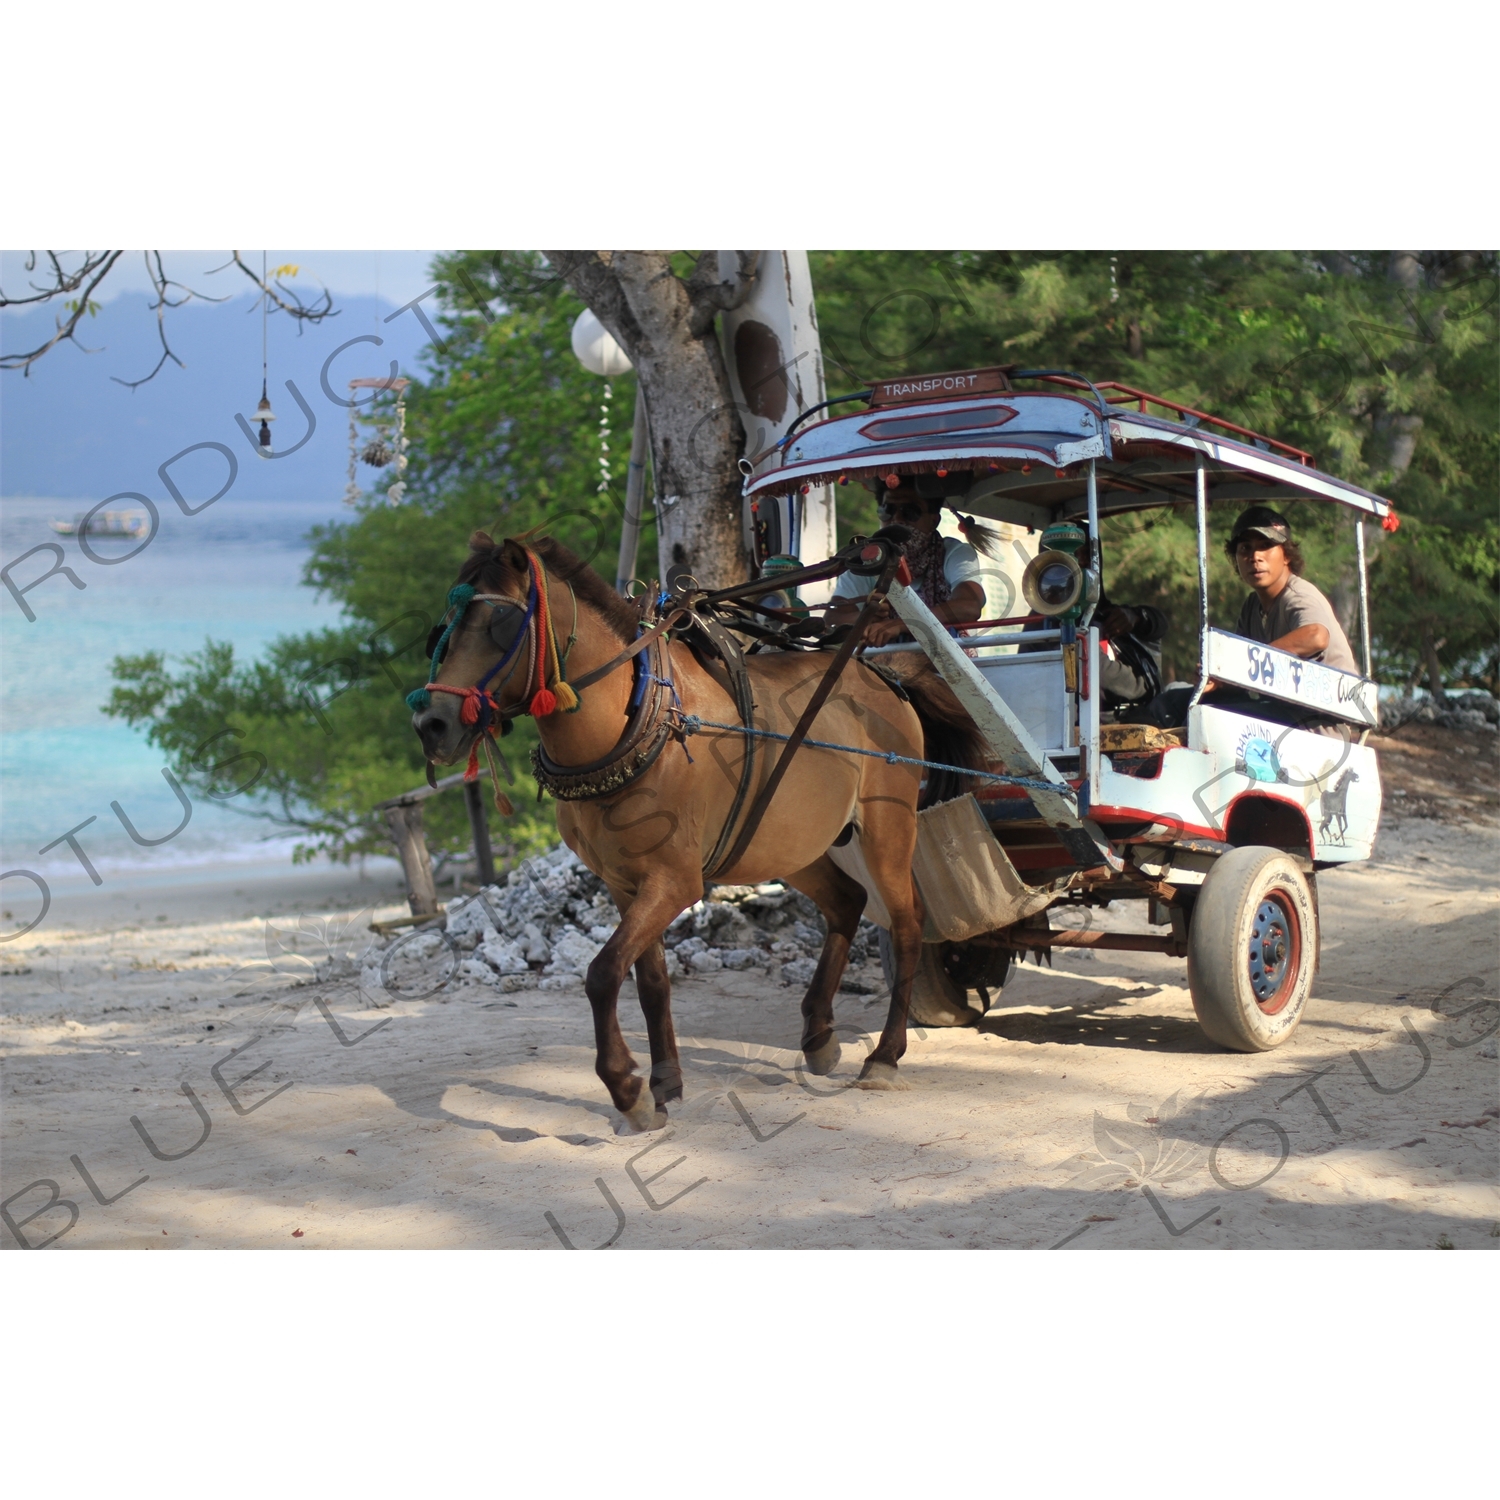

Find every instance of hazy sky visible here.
[1,250,442,314]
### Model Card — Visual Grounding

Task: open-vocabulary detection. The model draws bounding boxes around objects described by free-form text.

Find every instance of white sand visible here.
[2,818,1496,1250]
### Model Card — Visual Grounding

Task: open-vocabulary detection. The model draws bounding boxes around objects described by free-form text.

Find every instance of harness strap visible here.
[676,717,1073,797]
[686,609,760,880]
[711,552,902,878]
[566,605,691,693]
[531,610,680,800]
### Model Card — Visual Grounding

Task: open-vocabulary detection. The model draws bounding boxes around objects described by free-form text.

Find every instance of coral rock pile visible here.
[422,844,878,993]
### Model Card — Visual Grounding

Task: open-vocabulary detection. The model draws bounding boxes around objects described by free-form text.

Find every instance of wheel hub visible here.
[1248,896,1294,1008]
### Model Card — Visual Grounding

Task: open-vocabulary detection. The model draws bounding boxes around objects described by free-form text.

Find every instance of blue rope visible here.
[676,715,1075,799]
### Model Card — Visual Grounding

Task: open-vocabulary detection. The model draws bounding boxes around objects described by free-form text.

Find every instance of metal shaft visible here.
[1188,454,1210,715]
[1355,518,1372,678]
[1024,928,1187,956]
[615,387,649,594]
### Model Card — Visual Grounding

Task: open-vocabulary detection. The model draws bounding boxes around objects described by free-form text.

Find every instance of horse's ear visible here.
[501,538,530,573]
[469,529,496,552]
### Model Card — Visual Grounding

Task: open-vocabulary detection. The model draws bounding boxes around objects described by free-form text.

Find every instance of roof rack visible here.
[1014,372,1313,467]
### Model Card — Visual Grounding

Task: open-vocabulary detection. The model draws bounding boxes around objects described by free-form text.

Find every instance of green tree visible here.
[107,252,636,866]
[811,251,1498,688]
[108,251,1497,882]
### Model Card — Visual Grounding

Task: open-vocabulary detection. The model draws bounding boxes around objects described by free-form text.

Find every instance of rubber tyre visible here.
[1187,845,1317,1052]
[878,930,977,1027]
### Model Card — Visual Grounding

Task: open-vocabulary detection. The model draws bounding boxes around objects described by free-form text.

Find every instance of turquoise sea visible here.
[1,494,347,890]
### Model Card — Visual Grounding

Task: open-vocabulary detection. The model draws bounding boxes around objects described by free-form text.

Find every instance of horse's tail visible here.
[866,657,990,809]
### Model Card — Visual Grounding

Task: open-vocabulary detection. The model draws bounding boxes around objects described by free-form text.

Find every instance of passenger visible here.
[827,478,995,648]
[1144,505,1357,733]
[1226,505,1358,672]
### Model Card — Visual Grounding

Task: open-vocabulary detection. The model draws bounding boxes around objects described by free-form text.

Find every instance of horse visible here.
[1318,767,1359,841]
[410,531,984,1133]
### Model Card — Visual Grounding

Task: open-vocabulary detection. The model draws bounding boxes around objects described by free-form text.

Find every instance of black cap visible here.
[1230,505,1291,547]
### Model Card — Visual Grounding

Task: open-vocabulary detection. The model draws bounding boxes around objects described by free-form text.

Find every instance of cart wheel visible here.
[1187,846,1317,1051]
[877,930,977,1027]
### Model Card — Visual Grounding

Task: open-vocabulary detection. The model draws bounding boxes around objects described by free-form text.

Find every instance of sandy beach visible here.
[3,728,1496,1252]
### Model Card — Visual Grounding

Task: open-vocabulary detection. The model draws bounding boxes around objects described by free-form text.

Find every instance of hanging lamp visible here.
[253,251,276,452]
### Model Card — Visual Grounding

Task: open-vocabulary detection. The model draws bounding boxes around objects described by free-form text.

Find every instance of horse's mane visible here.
[458,530,639,644]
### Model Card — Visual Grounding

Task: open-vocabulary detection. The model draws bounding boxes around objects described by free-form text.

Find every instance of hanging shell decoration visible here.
[361,439,395,468]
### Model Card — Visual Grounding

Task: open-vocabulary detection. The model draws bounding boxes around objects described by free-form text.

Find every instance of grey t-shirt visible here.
[1234,575,1359,675]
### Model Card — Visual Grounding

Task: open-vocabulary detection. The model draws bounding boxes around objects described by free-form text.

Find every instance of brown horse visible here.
[411,532,981,1132]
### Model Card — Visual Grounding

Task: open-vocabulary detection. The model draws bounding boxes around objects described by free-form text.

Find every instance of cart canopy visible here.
[743,369,1394,526]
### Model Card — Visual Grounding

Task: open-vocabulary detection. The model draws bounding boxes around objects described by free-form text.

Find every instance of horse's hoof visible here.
[651,1072,684,1105]
[856,1060,909,1091]
[616,1105,668,1135]
[803,1036,841,1076]
[618,1084,668,1134]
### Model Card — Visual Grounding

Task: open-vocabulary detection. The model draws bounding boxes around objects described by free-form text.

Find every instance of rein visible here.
[409,533,916,848]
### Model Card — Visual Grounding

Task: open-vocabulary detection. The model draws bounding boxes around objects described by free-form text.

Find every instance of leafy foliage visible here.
[108,250,1497,877]
[812,251,1498,687]
[107,252,636,864]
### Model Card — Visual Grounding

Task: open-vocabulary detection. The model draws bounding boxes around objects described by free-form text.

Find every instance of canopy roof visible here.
[742,370,1393,525]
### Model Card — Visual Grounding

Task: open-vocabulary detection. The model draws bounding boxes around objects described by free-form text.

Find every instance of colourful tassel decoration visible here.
[480,734,515,817]
[530,687,558,717]
[464,743,481,780]
[406,687,431,711]
[553,680,579,713]
[460,693,480,725]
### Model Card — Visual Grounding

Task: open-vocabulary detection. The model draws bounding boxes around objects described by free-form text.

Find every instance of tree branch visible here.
[1,249,339,386]
[217,251,337,326]
[684,251,761,336]
[0,250,124,375]
[111,250,235,390]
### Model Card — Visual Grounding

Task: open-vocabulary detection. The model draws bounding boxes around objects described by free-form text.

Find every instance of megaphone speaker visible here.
[1022,550,1084,616]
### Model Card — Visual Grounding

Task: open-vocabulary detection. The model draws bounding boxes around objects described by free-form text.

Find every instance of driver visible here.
[1096,594,1169,713]
[826,476,994,648]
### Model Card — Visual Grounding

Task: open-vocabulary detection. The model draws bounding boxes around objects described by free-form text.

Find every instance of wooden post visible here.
[463,778,495,887]
[383,803,439,917]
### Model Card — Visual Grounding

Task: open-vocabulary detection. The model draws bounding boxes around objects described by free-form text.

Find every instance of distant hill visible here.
[1,292,434,503]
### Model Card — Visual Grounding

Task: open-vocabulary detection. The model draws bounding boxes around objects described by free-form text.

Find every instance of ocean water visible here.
[1,494,347,889]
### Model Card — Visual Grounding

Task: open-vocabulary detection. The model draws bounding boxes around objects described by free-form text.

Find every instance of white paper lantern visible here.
[571,308,632,377]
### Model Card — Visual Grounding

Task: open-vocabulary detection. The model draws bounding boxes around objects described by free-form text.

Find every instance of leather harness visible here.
[526,589,762,878]
[478,534,909,877]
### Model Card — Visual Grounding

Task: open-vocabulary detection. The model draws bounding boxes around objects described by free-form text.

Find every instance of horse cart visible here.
[740,367,1388,1052]
[412,363,1393,1124]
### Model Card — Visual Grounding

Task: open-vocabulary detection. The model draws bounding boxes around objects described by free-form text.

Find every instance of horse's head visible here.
[410,530,536,766]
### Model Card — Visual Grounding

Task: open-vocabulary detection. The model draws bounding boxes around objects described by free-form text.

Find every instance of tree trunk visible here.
[384,804,439,916]
[1420,626,1448,704]
[544,251,757,590]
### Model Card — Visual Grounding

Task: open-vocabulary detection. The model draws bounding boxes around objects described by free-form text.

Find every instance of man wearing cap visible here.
[1141,505,1357,731]
[826,480,990,647]
[1228,505,1358,674]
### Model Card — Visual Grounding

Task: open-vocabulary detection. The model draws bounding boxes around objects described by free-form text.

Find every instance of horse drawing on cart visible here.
[1318,768,1360,842]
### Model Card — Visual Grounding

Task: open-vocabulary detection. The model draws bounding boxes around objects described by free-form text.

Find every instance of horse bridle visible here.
[420,588,537,711]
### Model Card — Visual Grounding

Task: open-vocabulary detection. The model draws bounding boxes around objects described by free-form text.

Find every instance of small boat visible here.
[48,510,151,539]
